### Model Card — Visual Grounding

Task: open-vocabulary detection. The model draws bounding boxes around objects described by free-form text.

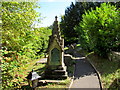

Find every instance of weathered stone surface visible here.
[45,66,67,79]
[44,16,67,79]
[50,48,60,65]
[108,51,120,61]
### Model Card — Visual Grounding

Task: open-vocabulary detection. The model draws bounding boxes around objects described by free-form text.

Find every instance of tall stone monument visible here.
[44,16,67,79]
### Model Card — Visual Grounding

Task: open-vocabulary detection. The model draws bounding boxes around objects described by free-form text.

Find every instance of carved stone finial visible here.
[45,15,67,80]
[55,16,57,21]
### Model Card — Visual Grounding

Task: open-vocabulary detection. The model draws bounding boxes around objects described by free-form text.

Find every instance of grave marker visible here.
[44,16,67,79]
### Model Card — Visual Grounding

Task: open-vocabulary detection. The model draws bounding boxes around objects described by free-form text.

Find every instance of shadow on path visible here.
[74,59,96,80]
[70,51,101,89]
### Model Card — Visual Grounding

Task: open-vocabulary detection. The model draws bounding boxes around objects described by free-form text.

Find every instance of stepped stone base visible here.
[44,65,67,80]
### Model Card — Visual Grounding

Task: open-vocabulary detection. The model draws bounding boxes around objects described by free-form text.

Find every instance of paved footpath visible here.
[36,58,47,64]
[70,51,101,89]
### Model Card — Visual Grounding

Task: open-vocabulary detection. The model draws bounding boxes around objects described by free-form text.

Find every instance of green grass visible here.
[76,44,81,47]
[64,47,69,50]
[36,78,71,89]
[67,60,75,77]
[87,52,120,89]
[67,65,74,75]
[20,59,71,89]
[77,48,120,89]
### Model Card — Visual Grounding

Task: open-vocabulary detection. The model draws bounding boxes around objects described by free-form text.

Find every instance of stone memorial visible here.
[44,16,67,79]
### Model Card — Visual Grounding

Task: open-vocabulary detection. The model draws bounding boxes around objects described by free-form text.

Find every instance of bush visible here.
[75,3,120,57]
[1,2,52,89]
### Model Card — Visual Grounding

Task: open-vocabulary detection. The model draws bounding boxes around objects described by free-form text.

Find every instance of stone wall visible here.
[108,51,120,61]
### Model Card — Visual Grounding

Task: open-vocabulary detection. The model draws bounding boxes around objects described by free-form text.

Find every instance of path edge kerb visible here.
[86,56,103,90]
[68,64,75,89]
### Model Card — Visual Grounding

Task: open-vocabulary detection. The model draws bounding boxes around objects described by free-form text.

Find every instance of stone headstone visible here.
[44,16,67,80]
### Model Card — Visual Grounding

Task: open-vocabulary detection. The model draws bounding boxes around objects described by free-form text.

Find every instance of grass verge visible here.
[20,58,71,89]
[36,78,71,89]
[78,49,120,89]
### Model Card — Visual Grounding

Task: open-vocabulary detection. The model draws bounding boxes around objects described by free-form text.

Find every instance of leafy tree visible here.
[109,1,120,9]
[60,2,102,45]
[60,2,78,45]
[75,3,120,56]
[1,2,52,89]
[2,2,40,51]
[33,27,52,55]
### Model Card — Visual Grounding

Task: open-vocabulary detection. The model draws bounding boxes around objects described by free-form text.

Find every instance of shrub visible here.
[75,3,120,57]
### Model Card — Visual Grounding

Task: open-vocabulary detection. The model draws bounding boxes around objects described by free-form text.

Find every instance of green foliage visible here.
[75,3,120,56]
[60,2,102,45]
[2,2,40,51]
[86,51,120,89]
[1,2,52,89]
[33,27,52,55]
[60,2,120,46]
[1,50,24,88]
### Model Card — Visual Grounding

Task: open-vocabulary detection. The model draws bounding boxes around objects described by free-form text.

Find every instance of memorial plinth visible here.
[44,16,67,79]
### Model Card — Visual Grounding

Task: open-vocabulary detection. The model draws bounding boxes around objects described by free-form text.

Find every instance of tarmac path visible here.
[70,51,101,89]
[36,50,101,89]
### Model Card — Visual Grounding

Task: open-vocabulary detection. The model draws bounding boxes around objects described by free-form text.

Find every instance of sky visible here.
[35,0,75,27]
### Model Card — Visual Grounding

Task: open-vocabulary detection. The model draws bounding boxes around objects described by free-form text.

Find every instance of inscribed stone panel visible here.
[50,48,60,65]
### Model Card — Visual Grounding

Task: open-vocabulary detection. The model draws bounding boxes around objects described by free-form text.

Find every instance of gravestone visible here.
[44,16,67,79]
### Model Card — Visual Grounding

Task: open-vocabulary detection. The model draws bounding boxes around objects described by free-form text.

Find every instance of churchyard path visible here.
[36,50,101,89]
[69,50,101,89]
